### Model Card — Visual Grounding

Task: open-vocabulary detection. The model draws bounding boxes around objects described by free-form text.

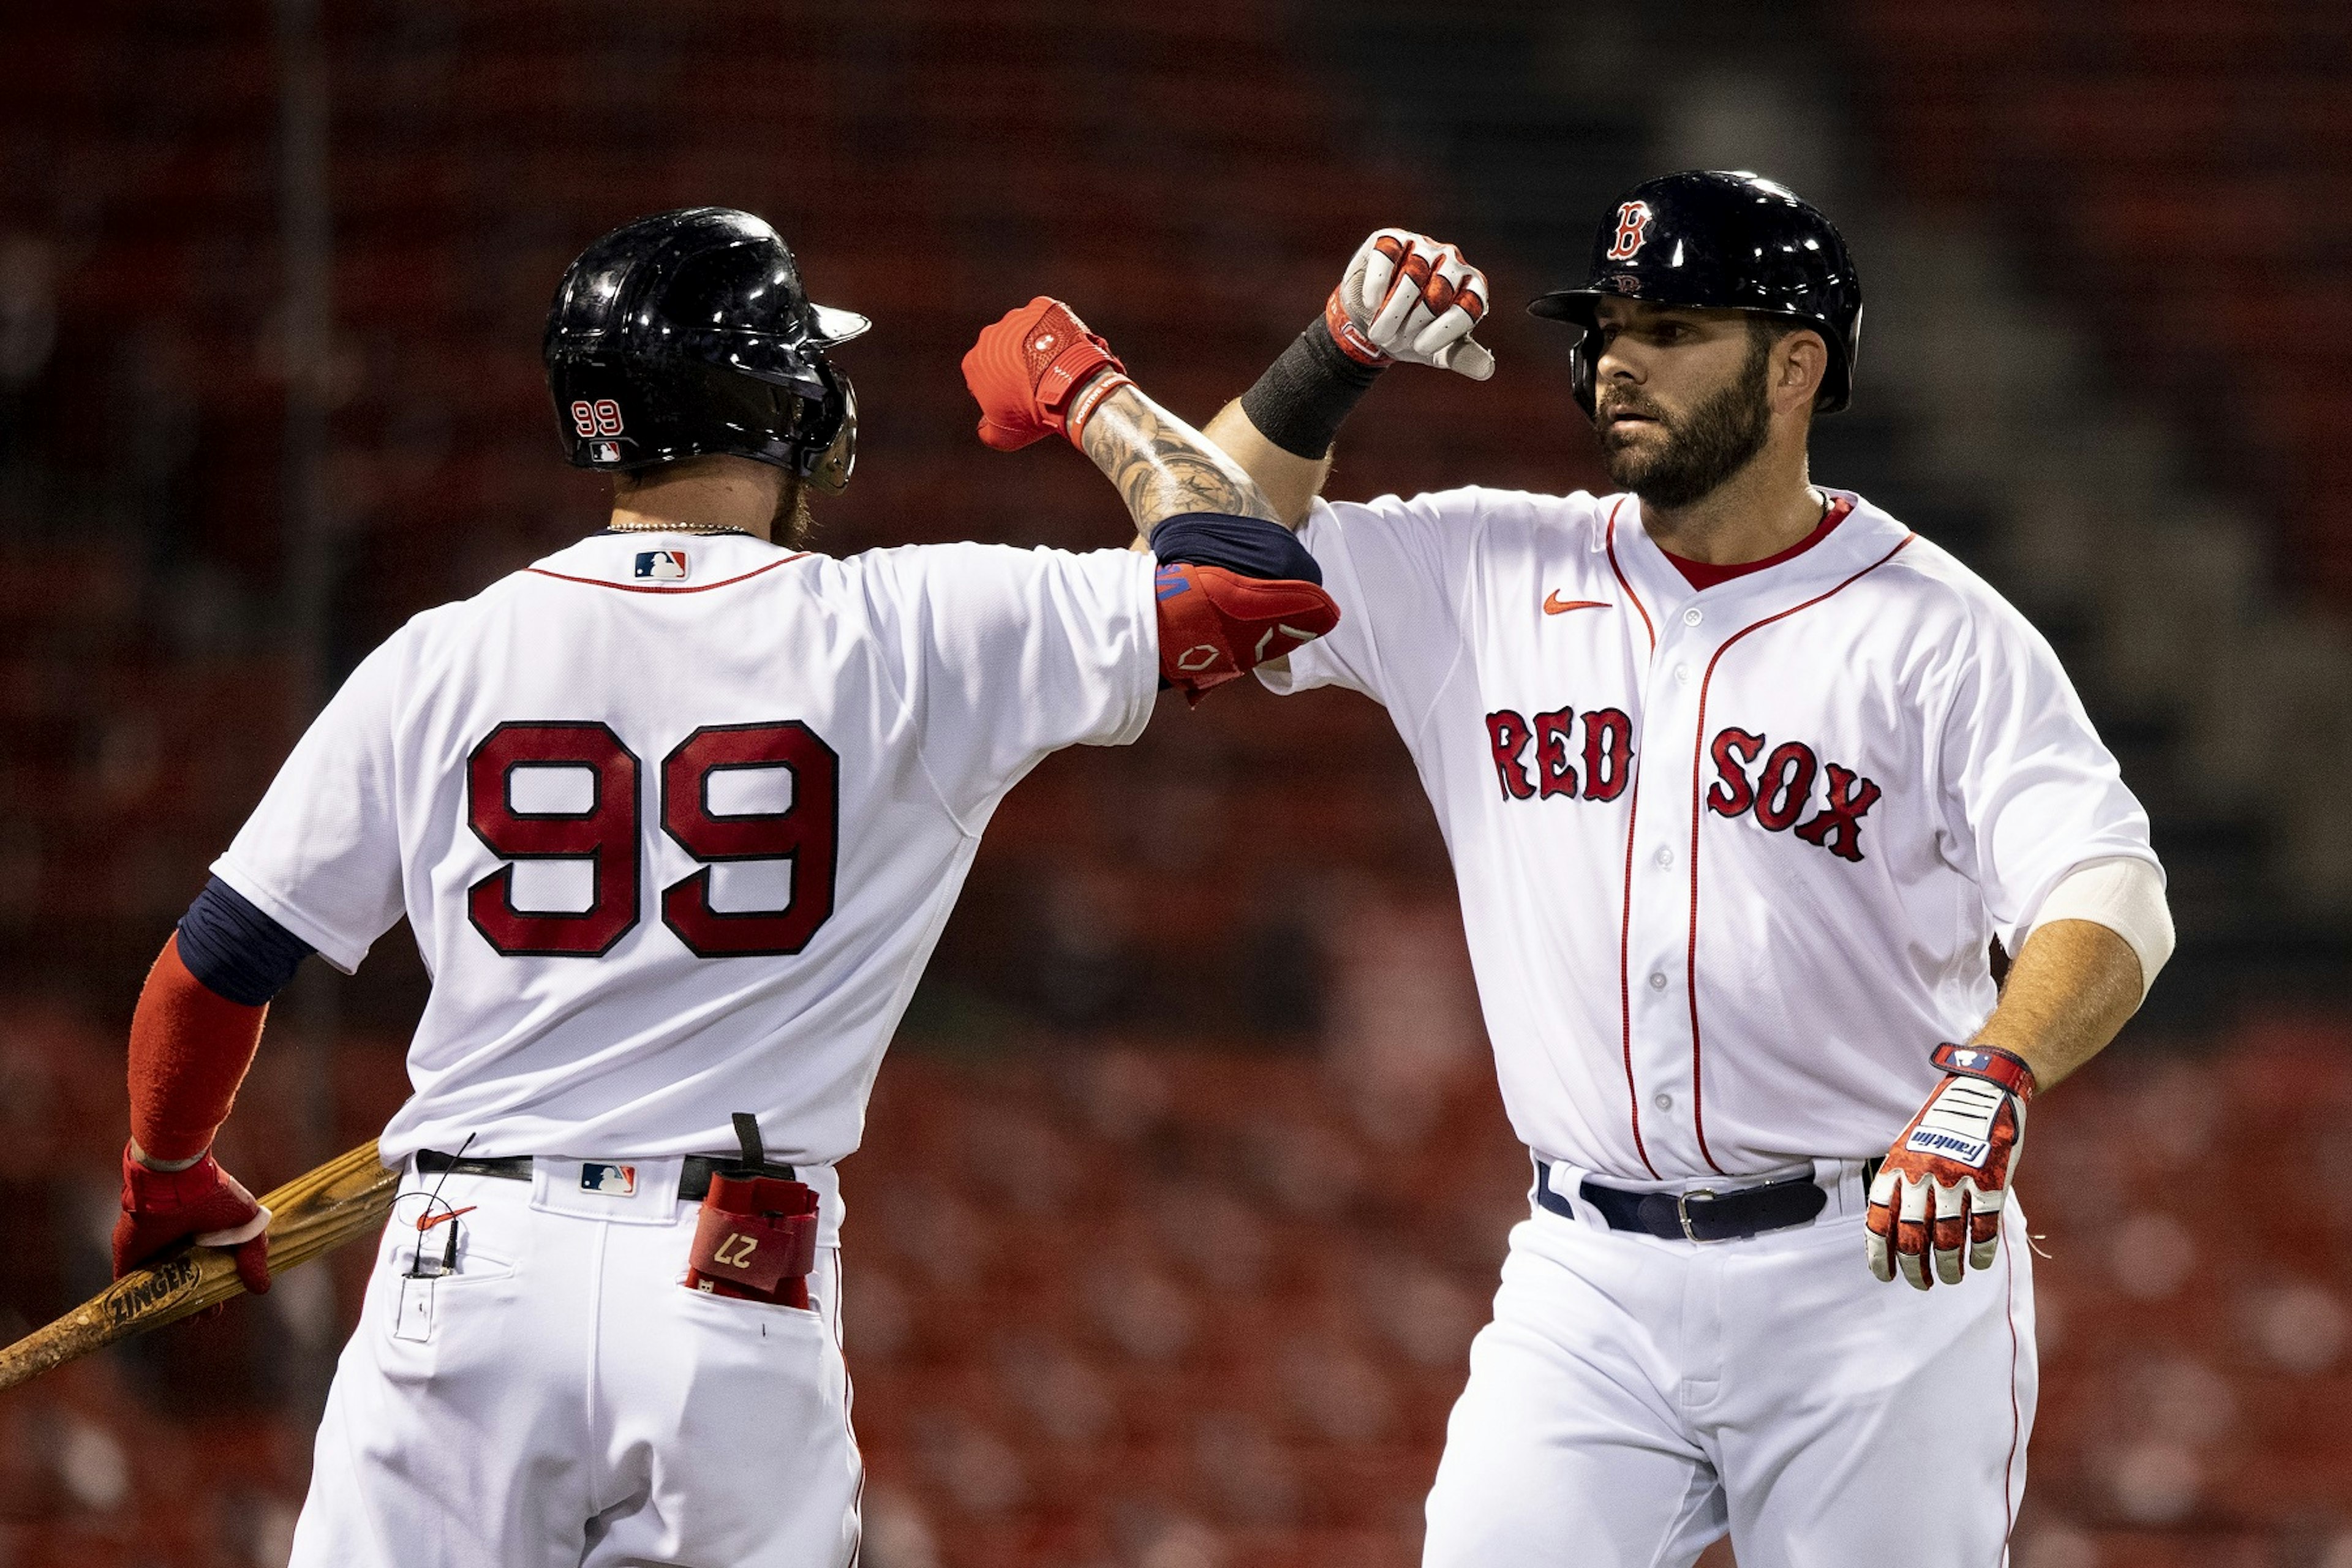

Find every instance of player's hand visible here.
[113,1142,273,1295]
[1325,228,1495,381]
[1865,1044,2034,1290]
[960,297,1132,451]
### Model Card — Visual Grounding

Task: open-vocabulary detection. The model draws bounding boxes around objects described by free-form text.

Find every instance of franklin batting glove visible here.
[1328,228,1495,381]
[1866,1043,2034,1290]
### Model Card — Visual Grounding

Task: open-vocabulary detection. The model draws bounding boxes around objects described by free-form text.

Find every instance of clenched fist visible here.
[1866,1043,2034,1290]
[961,297,1132,451]
[1326,228,1494,380]
[113,1142,273,1295]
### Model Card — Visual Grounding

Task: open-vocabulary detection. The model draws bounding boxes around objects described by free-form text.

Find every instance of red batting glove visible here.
[113,1142,273,1295]
[1866,1043,2034,1290]
[960,297,1132,451]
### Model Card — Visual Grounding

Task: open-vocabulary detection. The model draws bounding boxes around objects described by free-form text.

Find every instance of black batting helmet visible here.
[545,208,869,490]
[1529,170,1863,418]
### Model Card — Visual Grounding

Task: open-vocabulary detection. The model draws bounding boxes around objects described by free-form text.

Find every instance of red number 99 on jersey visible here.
[568,399,625,439]
[466,720,839,959]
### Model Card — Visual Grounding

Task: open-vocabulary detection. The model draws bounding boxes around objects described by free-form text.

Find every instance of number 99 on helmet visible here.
[544,208,869,492]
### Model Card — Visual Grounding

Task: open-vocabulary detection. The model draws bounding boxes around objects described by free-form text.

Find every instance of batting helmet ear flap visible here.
[1568,325,1601,421]
[803,369,856,495]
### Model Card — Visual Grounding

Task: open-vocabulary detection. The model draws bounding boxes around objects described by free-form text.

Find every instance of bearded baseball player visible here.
[104,206,1335,1567]
[1166,172,2173,1564]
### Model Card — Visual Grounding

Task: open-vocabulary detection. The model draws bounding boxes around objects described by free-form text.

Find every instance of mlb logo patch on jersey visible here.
[634,550,690,582]
[580,1162,638,1196]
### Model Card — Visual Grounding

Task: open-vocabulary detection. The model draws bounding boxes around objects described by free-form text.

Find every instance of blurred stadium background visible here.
[4,2,2350,1565]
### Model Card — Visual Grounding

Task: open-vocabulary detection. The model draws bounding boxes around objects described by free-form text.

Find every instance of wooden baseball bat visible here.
[0,1140,399,1394]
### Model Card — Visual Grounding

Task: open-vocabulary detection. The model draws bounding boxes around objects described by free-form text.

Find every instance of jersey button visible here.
[1683,608,1704,626]
[1653,1092,1674,1110]
[1674,663,1691,683]
[1654,846,1673,868]
[1648,971,1667,991]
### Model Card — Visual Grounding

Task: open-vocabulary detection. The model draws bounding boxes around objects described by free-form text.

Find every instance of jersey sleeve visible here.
[209,633,411,973]
[1256,488,1486,710]
[855,542,1160,821]
[1932,600,2162,949]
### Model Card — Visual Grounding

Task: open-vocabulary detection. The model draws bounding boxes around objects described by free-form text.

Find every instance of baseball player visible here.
[104,206,1337,1567]
[1162,173,2173,1564]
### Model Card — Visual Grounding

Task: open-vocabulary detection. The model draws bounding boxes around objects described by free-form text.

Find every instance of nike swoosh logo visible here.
[416,1205,477,1232]
[1544,592,1610,616]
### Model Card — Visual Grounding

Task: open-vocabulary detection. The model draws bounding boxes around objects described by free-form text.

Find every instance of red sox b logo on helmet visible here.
[1605,202,1654,262]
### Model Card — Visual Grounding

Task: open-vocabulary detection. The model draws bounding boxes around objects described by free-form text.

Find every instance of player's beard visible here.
[1596,333,1774,510]
[774,473,815,548]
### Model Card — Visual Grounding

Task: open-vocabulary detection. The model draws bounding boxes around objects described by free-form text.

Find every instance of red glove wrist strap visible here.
[1322,290,1391,367]
[120,1144,231,1213]
[1062,370,1133,448]
[1930,1041,2037,1104]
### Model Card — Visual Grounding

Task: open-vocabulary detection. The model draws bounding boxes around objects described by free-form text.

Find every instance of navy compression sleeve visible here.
[1148,513,1321,585]
[175,876,315,1006]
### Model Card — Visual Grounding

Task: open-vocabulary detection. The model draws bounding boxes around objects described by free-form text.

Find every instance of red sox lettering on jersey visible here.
[1261,486,2152,1183]
[1483,707,1883,864]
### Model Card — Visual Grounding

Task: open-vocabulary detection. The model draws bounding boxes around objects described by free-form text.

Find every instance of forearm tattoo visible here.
[1079,383,1278,529]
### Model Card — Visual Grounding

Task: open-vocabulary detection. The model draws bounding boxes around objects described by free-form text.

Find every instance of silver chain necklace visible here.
[604,520,748,535]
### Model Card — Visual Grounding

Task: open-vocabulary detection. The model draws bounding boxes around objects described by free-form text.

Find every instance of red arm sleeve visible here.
[128,933,268,1163]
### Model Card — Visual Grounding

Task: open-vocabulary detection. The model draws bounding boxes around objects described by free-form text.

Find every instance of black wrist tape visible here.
[1237,320,1385,460]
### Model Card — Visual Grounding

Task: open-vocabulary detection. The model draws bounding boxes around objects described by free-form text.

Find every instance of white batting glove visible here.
[1865,1043,2035,1290]
[1324,228,1495,382]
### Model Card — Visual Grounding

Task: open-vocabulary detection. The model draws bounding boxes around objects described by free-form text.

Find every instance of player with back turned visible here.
[103,206,1336,1567]
[1126,175,2174,1563]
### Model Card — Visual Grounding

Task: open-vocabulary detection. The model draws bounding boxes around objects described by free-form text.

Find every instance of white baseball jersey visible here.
[1263,486,2157,1182]
[214,529,1156,1189]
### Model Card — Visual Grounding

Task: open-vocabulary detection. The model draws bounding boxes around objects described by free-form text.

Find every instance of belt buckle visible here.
[1676,1188,1719,1243]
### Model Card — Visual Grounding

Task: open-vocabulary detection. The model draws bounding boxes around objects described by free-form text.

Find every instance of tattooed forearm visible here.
[1078,380,1278,530]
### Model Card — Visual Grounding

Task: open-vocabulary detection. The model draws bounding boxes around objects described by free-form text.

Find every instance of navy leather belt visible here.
[415,1149,798,1204]
[1534,1158,1876,1242]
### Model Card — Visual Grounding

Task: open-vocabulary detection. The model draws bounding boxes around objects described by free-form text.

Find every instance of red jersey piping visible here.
[1601,497,1660,1177]
[1602,499,1657,654]
[526,552,812,595]
[1683,533,1914,1172]
[2000,1237,2022,1557]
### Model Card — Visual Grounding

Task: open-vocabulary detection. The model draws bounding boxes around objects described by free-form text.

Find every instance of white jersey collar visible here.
[526,529,814,592]
[1604,489,1915,629]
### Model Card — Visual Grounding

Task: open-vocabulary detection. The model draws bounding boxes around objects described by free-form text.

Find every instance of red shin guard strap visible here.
[129,935,267,1163]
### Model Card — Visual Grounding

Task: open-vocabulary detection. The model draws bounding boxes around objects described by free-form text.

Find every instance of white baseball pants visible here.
[1423,1165,2034,1568]
[288,1164,860,1568]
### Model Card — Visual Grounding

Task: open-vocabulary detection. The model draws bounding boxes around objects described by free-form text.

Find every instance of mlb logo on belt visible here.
[634,550,690,582]
[580,1162,638,1196]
